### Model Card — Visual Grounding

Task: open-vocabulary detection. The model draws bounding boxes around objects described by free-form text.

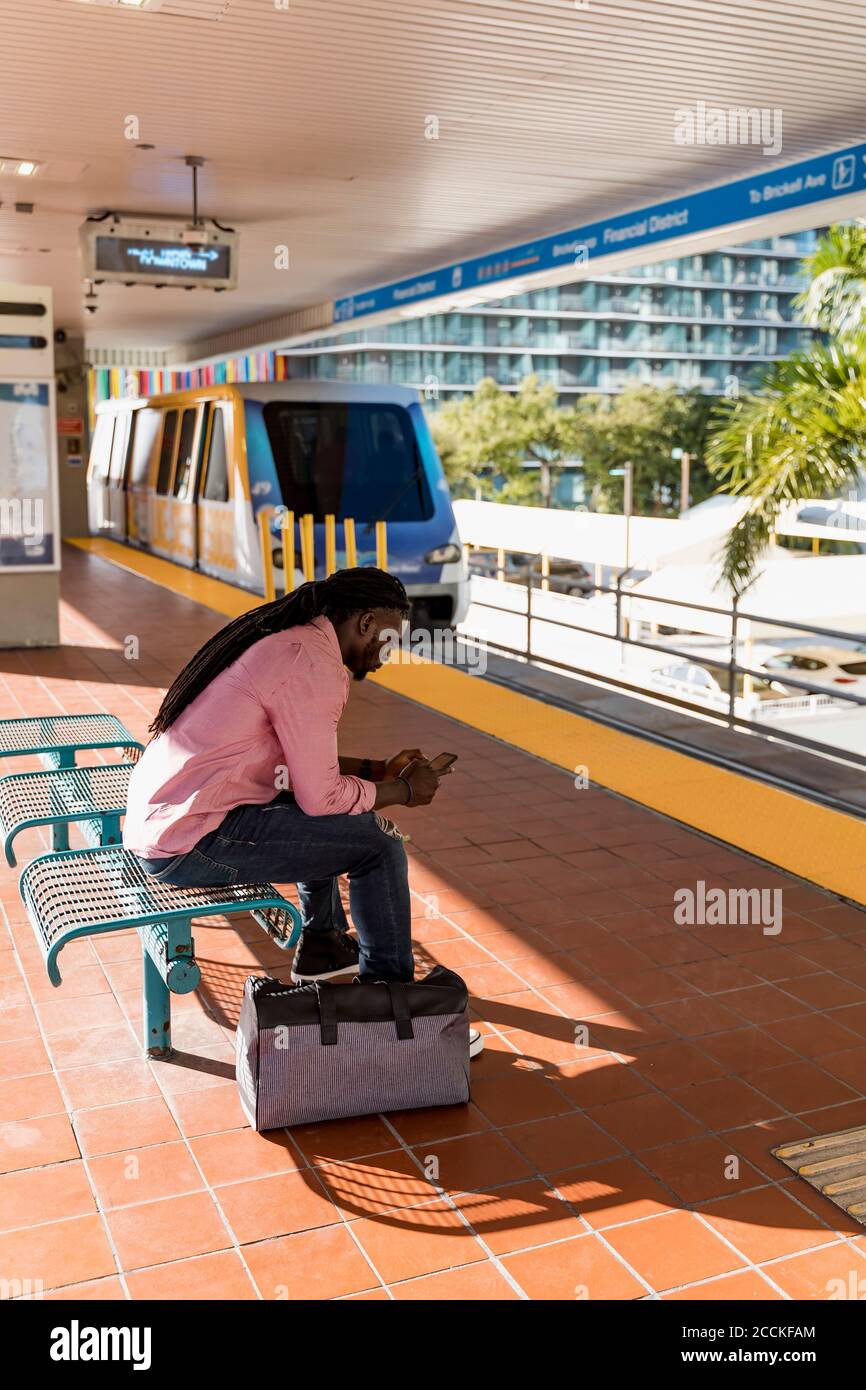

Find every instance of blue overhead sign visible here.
[333,141,866,323]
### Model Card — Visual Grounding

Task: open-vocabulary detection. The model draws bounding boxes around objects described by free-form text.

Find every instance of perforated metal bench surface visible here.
[0,764,132,866]
[20,845,302,985]
[0,714,143,765]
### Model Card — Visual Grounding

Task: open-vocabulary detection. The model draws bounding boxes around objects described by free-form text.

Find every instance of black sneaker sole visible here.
[290,961,361,984]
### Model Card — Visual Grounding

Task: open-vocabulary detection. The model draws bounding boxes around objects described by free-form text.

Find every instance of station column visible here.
[0,284,60,647]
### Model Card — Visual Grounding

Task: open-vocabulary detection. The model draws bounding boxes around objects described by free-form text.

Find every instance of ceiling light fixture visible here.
[0,159,41,177]
[71,0,233,17]
[71,0,154,9]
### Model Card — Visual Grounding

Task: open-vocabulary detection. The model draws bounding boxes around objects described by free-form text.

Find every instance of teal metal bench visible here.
[19,846,303,1057]
[0,714,143,852]
[0,763,132,865]
[0,713,143,767]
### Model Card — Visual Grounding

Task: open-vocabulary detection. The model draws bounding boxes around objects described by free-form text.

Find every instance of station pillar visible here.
[0,284,60,647]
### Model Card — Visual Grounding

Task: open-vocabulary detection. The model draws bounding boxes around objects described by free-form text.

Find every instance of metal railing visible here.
[462,552,866,770]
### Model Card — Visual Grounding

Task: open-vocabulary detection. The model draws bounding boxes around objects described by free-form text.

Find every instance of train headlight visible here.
[425,543,461,564]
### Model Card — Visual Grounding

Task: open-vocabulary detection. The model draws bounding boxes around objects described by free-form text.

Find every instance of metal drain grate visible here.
[773,1127,866,1225]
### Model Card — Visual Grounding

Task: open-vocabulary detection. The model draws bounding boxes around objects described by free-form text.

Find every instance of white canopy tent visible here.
[628,554,866,641]
[453,497,745,572]
[775,498,866,544]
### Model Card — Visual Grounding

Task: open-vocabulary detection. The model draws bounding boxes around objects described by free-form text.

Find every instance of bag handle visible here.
[315,980,414,1044]
[315,982,338,1046]
[385,981,414,1041]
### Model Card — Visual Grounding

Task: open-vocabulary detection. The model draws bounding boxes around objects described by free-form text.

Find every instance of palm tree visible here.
[707,223,866,590]
[797,224,866,337]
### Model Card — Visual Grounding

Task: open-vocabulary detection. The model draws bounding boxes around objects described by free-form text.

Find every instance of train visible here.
[86,380,468,624]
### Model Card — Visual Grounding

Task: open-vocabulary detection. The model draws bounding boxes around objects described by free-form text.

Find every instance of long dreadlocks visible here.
[149,566,409,736]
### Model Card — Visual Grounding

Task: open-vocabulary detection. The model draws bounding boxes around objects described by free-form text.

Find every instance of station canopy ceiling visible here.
[2,0,866,361]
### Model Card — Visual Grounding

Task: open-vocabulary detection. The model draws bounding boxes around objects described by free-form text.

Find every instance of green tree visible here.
[575,384,713,514]
[708,222,866,589]
[509,375,582,507]
[428,375,580,505]
[797,224,866,338]
[428,377,523,501]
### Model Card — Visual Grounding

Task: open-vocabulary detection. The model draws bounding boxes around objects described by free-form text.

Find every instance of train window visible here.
[155,411,178,495]
[259,402,432,522]
[108,412,131,486]
[172,408,199,500]
[201,407,229,502]
[128,408,161,486]
[88,414,114,484]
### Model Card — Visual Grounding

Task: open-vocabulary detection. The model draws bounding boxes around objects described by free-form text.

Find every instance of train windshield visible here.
[259,401,433,523]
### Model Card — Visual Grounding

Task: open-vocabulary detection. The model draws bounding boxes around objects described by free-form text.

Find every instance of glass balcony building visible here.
[283,231,822,404]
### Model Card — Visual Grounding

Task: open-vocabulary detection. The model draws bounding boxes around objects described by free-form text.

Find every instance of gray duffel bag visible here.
[236,965,471,1132]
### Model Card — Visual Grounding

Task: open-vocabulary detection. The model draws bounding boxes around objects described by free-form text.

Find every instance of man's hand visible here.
[384,748,426,779]
[373,755,444,810]
[399,759,441,806]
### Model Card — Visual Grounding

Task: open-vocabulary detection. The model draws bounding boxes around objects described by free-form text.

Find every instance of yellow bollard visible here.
[298,514,308,579]
[258,507,276,602]
[375,520,388,569]
[497,547,505,582]
[308,512,316,579]
[540,553,550,592]
[302,512,315,581]
[281,510,295,594]
[344,516,357,568]
[325,514,336,576]
[743,636,754,698]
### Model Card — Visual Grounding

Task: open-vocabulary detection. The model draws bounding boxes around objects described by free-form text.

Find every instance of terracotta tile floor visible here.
[1,544,866,1300]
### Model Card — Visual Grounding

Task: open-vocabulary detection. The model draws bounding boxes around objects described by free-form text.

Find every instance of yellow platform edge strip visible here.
[67,536,866,906]
[67,536,258,619]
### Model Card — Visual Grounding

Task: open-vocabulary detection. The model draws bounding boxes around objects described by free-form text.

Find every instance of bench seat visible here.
[0,713,143,768]
[0,763,132,865]
[19,846,304,1055]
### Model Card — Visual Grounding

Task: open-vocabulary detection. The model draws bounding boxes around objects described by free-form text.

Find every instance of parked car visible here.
[759,646,866,695]
[649,661,777,703]
[470,549,594,595]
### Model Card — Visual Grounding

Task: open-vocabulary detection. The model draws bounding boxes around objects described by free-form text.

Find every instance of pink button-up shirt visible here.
[123,615,376,858]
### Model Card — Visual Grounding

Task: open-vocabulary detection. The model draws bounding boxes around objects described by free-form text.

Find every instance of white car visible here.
[648,661,776,705]
[759,646,866,695]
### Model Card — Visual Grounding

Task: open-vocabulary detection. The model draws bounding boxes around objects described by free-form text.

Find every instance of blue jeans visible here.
[135,793,414,981]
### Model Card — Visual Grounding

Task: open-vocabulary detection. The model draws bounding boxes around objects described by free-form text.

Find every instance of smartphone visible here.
[428,752,458,772]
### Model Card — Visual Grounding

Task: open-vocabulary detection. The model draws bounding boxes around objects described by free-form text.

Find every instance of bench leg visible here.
[99,812,122,848]
[142,946,172,1058]
[50,750,75,852]
[140,919,200,1058]
[51,822,70,852]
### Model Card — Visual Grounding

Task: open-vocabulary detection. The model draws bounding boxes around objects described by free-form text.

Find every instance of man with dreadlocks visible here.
[124,567,473,1015]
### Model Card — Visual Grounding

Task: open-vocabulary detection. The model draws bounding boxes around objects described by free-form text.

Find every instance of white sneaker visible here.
[469,1027,484,1059]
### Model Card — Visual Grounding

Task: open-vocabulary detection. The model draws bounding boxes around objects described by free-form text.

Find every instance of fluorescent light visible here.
[71,1,154,8]
[0,158,41,177]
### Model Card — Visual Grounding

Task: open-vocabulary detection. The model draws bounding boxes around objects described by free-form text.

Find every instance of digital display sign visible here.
[94,235,232,281]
